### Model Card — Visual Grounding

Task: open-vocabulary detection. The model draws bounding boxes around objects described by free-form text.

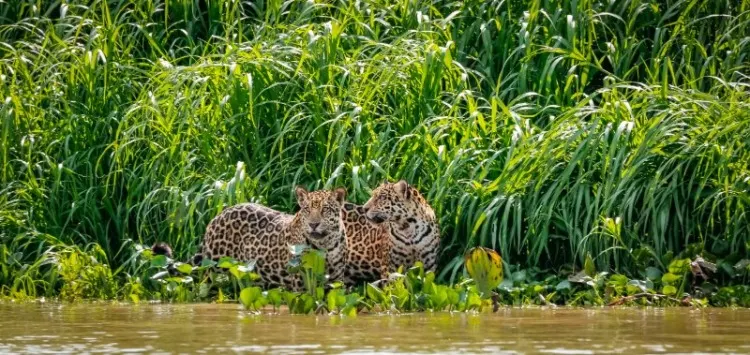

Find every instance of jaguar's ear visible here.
[333,187,347,204]
[393,180,410,199]
[295,186,309,205]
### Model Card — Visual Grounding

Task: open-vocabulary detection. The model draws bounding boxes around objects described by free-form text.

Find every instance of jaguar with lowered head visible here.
[343,180,440,286]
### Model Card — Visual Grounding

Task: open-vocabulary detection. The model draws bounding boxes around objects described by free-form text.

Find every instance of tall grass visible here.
[1,0,748,285]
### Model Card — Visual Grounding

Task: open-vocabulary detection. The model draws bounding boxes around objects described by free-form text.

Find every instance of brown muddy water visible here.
[1,304,749,354]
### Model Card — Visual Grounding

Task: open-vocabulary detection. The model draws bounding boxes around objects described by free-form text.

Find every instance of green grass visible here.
[1,0,749,296]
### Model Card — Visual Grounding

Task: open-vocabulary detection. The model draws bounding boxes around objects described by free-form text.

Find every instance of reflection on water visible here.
[1,303,749,354]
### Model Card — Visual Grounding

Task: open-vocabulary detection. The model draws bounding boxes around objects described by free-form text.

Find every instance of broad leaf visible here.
[661,272,681,284]
[645,267,662,281]
[240,287,262,310]
[301,249,326,276]
[555,280,571,291]
[175,262,193,274]
[150,255,168,268]
[464,247,503,298]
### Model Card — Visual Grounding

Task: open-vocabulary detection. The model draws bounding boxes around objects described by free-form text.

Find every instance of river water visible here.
[1,303,749,353]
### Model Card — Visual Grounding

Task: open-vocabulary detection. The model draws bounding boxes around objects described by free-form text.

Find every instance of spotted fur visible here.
[344,180,440,285]
[196,187,348,290]
[341,202,390,286]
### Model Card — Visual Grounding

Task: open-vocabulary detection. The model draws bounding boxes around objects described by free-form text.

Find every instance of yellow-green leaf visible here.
[464,247,503,298]
[584,254,596,277]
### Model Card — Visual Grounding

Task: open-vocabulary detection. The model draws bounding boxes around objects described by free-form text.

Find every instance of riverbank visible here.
[2,243,748,310]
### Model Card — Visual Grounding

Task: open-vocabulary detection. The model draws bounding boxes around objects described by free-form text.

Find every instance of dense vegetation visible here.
[1,0,749,306]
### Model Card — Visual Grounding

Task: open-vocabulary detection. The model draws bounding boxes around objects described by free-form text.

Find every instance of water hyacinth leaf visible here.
[327,289,346,311]
[315,287,325,301]
[424,271,436,294]
[150,255,168,268]
[239,287,262,310]
[645,267,662,281]
[342,293,360,316]
[366,283,385,304]
[662,285,677,296]
[217,256,237,269]
[446,287,460,306]
[299,294,315,314]
[342,305,357,317]
[345,293,360,307]
[668,258,691,275]
[408,262,425,279]
[267,289,282,308]
[239,288,253,309]
[464,247,503,298]
[555,280,571,291]
[662,272,681,284]
[199,283,210,298]
[175,262,193,274]
[326,290,338,310]
[229,266,241,279]
[466,290,482,310]
[301,249,326,276]
[431,285,448,309]
[284,292,298,309]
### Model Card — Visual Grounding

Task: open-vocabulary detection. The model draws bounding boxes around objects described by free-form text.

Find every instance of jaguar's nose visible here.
[308,222,320,230]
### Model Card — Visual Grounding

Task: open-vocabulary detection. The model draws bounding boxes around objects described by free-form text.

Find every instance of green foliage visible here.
[1,0,748,289]
[239,287,266,311]
[284,244,332,314]
[1,0,749,308]
[57,246,117,301]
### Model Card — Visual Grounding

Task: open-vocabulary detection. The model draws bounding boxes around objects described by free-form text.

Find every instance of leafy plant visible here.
[1,0,748,308]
